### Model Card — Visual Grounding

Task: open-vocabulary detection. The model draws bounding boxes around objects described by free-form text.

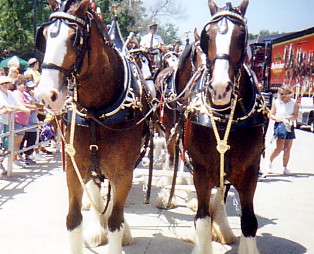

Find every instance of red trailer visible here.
[250,26,314,96]
[250,27,314,131]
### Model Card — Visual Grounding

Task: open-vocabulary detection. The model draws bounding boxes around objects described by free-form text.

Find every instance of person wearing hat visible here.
[18,80,41,165]
[0,76,29,170]
[24,58,41,85]
[7,66,19,85]
[140,23,165,71]
[12,77,35,167]
[140,23,164,51]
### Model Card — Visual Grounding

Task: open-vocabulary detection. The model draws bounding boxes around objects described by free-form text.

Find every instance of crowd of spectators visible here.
[0,58,56,176]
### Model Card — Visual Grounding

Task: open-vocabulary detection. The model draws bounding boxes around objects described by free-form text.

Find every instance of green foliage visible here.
[0,0,50,60]
[0,0,182,62]
[158,23,179,45]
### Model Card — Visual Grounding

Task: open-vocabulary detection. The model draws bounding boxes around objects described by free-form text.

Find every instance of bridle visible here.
[201,9,248,86]
[37,11,91,81]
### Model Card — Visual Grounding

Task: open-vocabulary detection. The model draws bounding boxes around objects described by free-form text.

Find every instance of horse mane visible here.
[200,28,209,56]
[178,44,193,71]
[62,0,110,41]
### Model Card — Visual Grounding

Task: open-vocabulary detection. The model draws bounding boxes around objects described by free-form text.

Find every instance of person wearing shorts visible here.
[267,85,299,175]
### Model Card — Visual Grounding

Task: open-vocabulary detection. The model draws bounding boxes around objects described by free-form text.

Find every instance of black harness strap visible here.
[89,119,105,183]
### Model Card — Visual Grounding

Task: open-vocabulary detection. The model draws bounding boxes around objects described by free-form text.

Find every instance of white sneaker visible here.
[13,160,23,169]
[30,152,47,161]
[283,167,291,175]
[267,162,273,174]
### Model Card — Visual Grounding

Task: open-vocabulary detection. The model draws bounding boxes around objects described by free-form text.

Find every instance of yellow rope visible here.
[55,77,105,216]
[206,95,238,203]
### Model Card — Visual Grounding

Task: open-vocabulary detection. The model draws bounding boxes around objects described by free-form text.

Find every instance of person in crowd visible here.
[19,80,39,165]
[267,85,299,175]
[24,58,41,85]
[12,77,32,168]
[0,76,29,171]
[0,68,6,76]
[7,66,19,84]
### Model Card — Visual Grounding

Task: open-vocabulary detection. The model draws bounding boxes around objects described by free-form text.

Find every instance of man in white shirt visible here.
[140,23,165,71]
[140,23,164,51]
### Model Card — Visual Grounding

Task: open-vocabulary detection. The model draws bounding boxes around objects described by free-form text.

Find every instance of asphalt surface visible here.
[0,120,314,254]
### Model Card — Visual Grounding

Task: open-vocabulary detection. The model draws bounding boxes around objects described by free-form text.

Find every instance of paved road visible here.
[0,121,313,254]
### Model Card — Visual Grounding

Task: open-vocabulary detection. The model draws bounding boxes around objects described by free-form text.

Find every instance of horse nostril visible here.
[226,82,233,93]
[50,90,58,102]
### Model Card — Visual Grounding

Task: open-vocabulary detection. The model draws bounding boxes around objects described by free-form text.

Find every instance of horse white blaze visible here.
[192,217,212,254]
[36,22,70,113]
[141,57,152,80]
[211,19,234,105]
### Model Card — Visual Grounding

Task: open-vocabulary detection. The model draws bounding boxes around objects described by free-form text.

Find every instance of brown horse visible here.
[155,31,204,167]
[184,0,268,253]
[35,1,151,253]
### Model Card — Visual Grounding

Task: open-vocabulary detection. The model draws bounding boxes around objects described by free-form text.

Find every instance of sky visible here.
[145,0,314,41]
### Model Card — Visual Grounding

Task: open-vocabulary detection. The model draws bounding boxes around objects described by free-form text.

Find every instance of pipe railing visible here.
[0,112,59,176]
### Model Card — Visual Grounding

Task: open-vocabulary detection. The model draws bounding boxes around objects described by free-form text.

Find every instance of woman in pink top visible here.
[12,77,32,167]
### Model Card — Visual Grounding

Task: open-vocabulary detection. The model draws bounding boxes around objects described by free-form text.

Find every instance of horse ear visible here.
[194,28,200,42]
[200,28,209,55]
[76,0,90,16]
[208,0,218,16]
[47,0,60,12]
[238,0,249,16]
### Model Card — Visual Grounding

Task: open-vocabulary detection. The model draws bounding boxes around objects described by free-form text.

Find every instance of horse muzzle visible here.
[35,86,66,114]
[207,79,233,106]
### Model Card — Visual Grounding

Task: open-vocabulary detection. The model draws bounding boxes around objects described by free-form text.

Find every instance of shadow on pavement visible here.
[0,152,62,210]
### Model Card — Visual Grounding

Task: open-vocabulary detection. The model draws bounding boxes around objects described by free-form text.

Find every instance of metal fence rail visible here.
[0,112,58,176]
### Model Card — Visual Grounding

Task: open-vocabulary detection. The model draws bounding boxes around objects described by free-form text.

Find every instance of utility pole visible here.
[33,0,37,56]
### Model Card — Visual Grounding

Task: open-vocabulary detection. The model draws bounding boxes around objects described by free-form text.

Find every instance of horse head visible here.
[36,0,109,114]
[163,52,179,68]
[201,0,248,106]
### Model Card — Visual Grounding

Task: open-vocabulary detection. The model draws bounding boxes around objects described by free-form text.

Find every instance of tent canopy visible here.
[0,56,29,70]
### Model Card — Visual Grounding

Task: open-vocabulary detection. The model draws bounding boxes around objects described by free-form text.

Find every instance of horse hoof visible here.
[84,226,107,248]
[154,189,177,209]
[212,227,237,244]
[122,222,133,246]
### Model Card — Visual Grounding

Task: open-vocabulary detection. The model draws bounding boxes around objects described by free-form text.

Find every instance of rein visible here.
[55,77,108,216]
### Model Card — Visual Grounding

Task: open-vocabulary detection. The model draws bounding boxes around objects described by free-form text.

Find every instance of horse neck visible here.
[176,46,201,93]
[78,24,125,109]
[237,66,255,111]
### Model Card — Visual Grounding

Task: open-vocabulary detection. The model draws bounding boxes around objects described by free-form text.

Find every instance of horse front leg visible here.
[210,186,236,244]
[236,172,260,254]
[106,172,133,254]
[83,179,108,248]
[66,165,84,254]
[192,167,213,254]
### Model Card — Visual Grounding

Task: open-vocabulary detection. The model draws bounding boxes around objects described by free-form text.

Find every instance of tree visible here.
[0,0,181,62]
[158,23,179,45]
[0,0,50,61]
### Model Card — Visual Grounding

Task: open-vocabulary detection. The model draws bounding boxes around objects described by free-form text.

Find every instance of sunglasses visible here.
[280,93,291,96]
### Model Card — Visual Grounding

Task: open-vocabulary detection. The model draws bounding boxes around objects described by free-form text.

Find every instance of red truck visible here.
[250,26,314,131]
